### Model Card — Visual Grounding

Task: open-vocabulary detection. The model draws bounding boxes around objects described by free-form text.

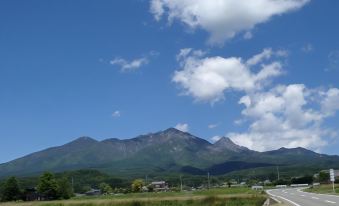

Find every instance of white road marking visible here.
[300,194,305,197]
[312,196,319,200]
[325,200,336,204]
[276,195,302,206]
[266,190,301,206]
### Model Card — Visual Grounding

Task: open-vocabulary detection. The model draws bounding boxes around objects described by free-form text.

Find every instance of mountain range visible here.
[1,128,338,178]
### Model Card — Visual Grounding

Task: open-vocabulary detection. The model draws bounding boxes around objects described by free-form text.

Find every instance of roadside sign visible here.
[330,169,335,182]
[330,169,335,193]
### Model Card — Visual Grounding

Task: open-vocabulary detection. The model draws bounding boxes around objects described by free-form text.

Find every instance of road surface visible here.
[267,188,339,206]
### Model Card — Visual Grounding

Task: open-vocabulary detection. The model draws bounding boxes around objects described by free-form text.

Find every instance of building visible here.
[24,188,45,201]
[151,181,169,192]
[251,186,264,190]
[85,189,101,196]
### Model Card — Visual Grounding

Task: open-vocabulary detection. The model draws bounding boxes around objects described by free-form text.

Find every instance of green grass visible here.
[29,196,266,206]
[71,187,261,201]
[193,187,260,196]
[304,184,339,195]
[0,187,266,206]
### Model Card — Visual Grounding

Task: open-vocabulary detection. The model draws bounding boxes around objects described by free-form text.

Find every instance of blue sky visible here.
[1,0,339,163]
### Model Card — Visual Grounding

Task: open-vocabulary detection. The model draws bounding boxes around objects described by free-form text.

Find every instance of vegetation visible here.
[290,175,313,184]
[56,178,74,199]
[98,183,112,195]
[0,172,75,202]
[305,184,339,195]
[0,196,266,206]
[0,187,266,206]
[0,177,21,202]
[37,172,59,200]
[131,179,144,193]
[318,171,330,183]
[2,128,339,181]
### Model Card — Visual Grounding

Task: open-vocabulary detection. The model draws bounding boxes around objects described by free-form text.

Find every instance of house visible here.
[251,186,264,190]
[85,189,101,196]
[151,181,169,191]
[24,188,45,201]
[264,180,271,185]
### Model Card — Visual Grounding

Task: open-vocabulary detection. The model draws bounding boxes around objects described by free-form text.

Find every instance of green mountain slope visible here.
[1,128,339,178]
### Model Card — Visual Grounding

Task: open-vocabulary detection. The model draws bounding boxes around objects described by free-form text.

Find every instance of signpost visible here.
[330,169,335,193]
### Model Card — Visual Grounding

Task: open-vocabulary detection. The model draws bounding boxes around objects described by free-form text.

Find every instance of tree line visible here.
[0,172,73,202]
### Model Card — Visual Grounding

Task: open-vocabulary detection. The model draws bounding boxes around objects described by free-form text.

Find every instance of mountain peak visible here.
[215,137,233,144]
[67,136,98,145]
[163,127,187,134]
[213,137,249,152]
[266,146,317,156]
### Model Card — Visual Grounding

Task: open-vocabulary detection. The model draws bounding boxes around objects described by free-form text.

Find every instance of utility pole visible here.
[207,172,210,190]
[276,166,280,181]
[180,175,183,192]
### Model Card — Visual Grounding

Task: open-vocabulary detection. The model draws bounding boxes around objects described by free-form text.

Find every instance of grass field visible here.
[0,187,266,206]
[304,184,339,195]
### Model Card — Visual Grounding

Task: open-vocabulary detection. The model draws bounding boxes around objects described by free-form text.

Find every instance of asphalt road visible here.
[267,188,339,206]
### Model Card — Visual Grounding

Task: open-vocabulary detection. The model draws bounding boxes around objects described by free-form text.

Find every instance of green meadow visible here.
[305,184,339,195]
[0,188,266,206]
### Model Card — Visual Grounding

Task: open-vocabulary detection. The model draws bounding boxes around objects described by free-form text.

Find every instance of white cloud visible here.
[228,84,339,152]
[301,43,314,53]
[175,123,189,132]
[211,135,222,143]
[246,48,274,66]
[326,50,339,71]
[208,123,219,129]
[243,31,253,40]
[110,57,149,71]
[150,0,309,44]
[172,48,284,103]
[321,88,339,116]
[112,110,121,118]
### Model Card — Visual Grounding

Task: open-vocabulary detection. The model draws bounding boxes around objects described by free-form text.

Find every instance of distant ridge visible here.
[1,128,339,178]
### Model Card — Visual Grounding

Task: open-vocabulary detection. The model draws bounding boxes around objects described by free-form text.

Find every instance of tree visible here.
[291,175,313,184]
[0,177,21,202]
[99,183,113,195]
[131,179,144,192]
[37,172,58,200]
[56,178,74,199]
[318,171,330,183]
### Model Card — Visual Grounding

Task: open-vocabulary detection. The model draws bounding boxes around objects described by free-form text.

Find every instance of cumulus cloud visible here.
[321,88,339,116]
[150,0,309,44]
[112,110,121,118]
[110,57,149,71]
[175,123,189,132]
[172,48,285,103]
[228,84,339,152]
